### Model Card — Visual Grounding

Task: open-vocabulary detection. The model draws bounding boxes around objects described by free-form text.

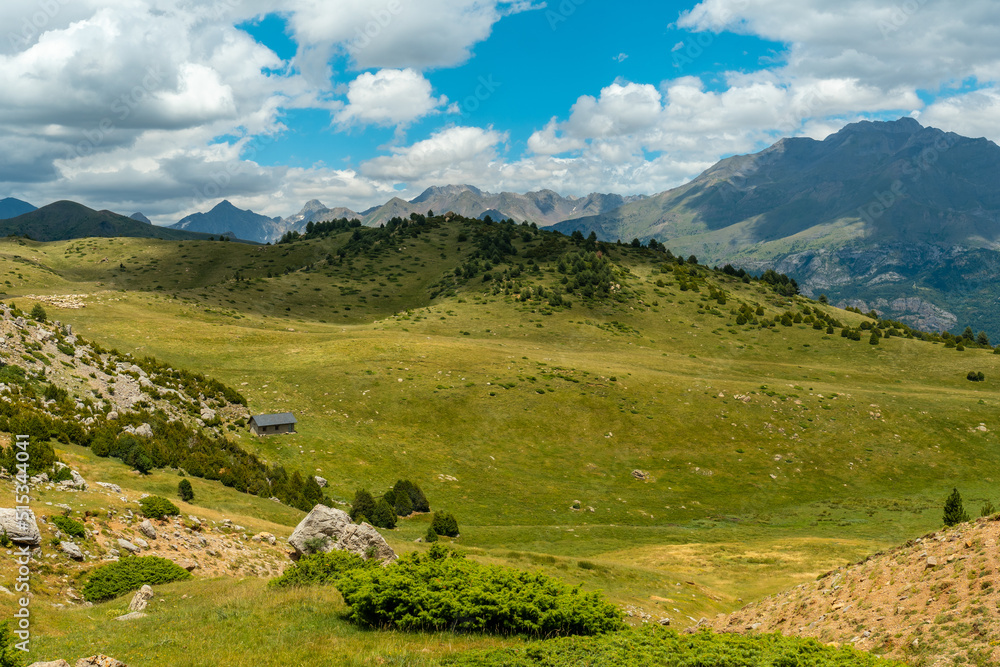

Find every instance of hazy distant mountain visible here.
[314,185,645,228]
[171,200,284,243]
[553,118,1000,335]
[0,197,37,220]
[283,200,360,230]
[130,212,152,224]
[0,201,215,242]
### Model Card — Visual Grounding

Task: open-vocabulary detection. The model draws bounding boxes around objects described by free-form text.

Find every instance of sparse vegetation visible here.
[82,556,192,602]
[139,495,180,519]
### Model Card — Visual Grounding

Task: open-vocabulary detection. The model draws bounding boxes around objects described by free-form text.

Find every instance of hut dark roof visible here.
[250,412,297,427]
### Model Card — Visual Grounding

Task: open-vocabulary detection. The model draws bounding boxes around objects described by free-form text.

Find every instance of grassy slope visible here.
[1,222,998,664]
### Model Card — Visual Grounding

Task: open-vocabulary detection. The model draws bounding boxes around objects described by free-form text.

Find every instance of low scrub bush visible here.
[336,545,624,636]
[431,511,459,537]
[51,515,86,539]
[82,556,191,602]
[444,626,905,666]
[269,550,376,588]
[139,495,180,519]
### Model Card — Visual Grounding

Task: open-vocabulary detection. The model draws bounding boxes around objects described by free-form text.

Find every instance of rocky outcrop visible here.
[138,520,156,539]
[0,507,41,546]
[75,657,129,667]
[288,505,395,562]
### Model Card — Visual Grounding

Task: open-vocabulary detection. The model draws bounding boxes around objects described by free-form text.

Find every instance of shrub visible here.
[29,303,46,322]
[393,479,430,513]
[981,500,997,517]
[302,536,329,554]
[50,466,73,483]
[82,556,191,602]
[431,511,459,537]
[394,488,413,516]
[270,550,376,588]
[337,545,624,636]
[178,478,194,502]
[370,498,397,529]
[51,515,86,539]
[0,621,24,667]
[443,626,903,666]
[424,525,438,542]
[139,495,180,519]
[0,530,11,549]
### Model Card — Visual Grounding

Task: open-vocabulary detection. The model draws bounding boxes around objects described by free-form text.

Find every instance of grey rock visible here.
[289,505,395,562]
[117,538,140,554]
[138,520,156,539]
[60,541,84,561]
[128,585,153,612]
[96,482,122,494]
[133,423,153,438]
[314,475,327,488]
[0,507,42,546]
[631,469,651,481]
[26,660,72,667]
[133,537,148,549]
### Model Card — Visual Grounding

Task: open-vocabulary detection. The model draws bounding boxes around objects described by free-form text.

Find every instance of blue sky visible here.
[1,1,999,223]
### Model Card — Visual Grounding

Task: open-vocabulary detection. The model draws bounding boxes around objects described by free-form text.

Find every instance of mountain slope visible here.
[171,200,284,243]
[0,201,217,242]
[0,196,37,219]
[712,514,1000,665]
[554,118,1000,336]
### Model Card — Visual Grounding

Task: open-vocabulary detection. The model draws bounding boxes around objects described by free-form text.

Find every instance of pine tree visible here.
[431,511,459,537]
[395,488,413,516]
[424,525,438,542]
[869,331,879,345]
[178,478,194,502]
[371,498,397,529]
[351,489,376,522]
[943,488,970,526]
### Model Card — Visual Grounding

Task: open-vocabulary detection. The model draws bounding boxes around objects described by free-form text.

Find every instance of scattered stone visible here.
[75,656,129,666]
[252,532,276,545]
[107,411,119,420]
[133,423,153,438]
[176,559,198,571]
[117,538,140,554]
[128,585,154,612]
[133,537,149,549]
[138,520,156,540]
[60,541,84,561]
[631,469,651,481]
[26,660,72,667]
[925,556,938,569]
[314,475,327,488]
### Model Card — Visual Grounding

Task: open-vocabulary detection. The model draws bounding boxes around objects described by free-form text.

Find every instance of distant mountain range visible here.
[552,118,1000,335]
[169,200,284,243]
[0,197,37,220]
[0,201,219,242]
[276,186,646,236]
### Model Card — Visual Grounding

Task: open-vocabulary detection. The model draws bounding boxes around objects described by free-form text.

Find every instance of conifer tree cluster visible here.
[350,480,430,529]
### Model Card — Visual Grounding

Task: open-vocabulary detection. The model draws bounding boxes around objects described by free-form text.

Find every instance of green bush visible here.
[336,545,623,636]
[270,550,376,588]
[82,556,191,602]
[178,478,194,502]
[29,303,46,322]
[431,511,459,537]
[51,515,86,539]
[50,466,73,483]
[0,621,24,667]
[444,626,903,666]
[424,525,438,542]
[139,495,180,519]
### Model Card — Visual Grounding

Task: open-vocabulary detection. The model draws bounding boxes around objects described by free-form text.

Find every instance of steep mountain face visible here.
[0,197,37,220]
[171,200,284,243]
[554,118,1000,336]
[129,212,152,224]
[0,201,215,242]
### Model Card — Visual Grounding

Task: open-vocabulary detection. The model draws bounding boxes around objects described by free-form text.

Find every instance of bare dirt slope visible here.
[711,515,1000,666]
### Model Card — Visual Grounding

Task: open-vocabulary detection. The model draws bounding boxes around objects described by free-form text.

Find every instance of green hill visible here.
[0,200,233,242]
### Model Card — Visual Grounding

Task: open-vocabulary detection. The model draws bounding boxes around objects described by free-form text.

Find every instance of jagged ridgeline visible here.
[0,306,329,511]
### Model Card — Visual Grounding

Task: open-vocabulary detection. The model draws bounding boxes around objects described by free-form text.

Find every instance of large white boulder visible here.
[0,508,41,546]
[288,505,395,562]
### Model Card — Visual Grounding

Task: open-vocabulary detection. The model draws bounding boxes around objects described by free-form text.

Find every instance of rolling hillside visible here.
[0,216,997,664]
[553,118,1000,338]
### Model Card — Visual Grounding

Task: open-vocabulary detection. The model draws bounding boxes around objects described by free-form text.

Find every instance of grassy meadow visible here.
[1,219,997,664]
